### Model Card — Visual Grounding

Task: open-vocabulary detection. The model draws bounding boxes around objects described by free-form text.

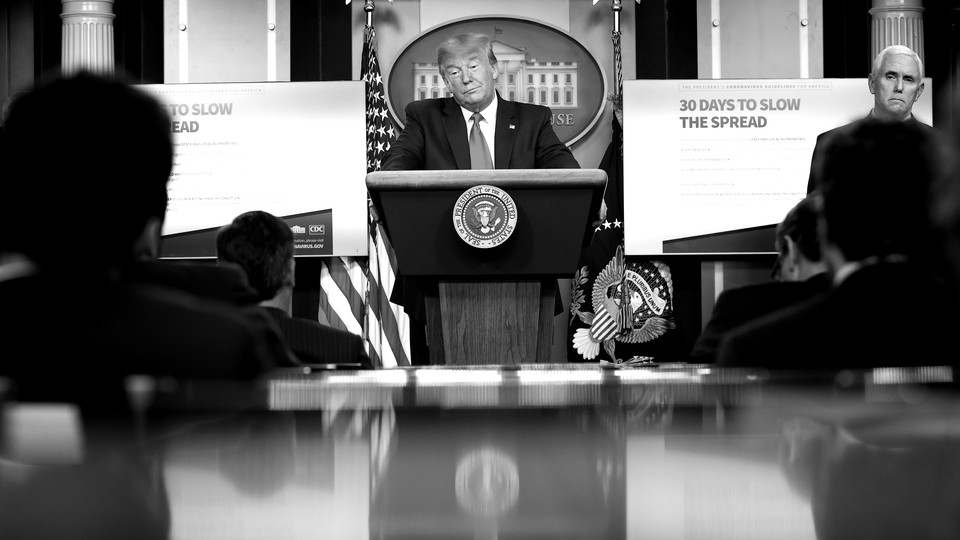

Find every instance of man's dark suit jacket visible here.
[689,273,831,364]
[381,94,580,171]
[806,115,936,193]
[263,307,373,369]
[125,260,260,305]
[716,262,960,370]
[0,272,290,410]
[123,260,300,367]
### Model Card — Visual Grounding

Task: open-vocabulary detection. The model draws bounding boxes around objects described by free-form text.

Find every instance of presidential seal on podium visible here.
[452,185,518,249]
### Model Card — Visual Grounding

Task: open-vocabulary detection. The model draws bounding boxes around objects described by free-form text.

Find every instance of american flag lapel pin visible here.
[509,124,516,130]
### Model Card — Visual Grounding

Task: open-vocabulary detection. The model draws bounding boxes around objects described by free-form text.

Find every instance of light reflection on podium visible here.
[368,376,675,539]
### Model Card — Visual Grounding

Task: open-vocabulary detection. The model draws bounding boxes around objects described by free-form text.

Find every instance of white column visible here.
[61,0,115,75]
[869,0,924,63]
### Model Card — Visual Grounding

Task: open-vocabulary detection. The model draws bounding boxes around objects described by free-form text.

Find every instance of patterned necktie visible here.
[469,112,494,169]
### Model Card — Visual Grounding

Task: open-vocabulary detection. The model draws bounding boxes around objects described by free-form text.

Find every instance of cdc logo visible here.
[308,225,325,235]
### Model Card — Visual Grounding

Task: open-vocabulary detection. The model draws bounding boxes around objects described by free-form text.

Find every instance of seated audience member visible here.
[716,121,960,369]
[216,211,373,369]
[123,257,302,368]
[120,212,301,368]
[0,72,294,387]
[125,235,304,368]
[689,195,829,363]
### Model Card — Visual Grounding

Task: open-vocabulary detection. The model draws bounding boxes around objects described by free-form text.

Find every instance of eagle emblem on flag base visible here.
[571,245,675,362]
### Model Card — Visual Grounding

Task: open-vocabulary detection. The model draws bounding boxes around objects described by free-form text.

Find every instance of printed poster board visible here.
[623,78,933,255]
[140,81,367,258]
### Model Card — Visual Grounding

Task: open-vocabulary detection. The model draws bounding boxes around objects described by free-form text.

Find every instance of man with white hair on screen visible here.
[806,44,934,193]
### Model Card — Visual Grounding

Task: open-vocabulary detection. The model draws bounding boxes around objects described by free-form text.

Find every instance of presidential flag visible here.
[568,30,677,364]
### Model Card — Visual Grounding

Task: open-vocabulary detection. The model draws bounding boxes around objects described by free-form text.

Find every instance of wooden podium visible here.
[366,169,606,365]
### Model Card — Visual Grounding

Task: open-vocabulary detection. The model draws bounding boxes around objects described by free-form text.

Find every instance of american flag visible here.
[317,256,365,335]
[362,25,410,367]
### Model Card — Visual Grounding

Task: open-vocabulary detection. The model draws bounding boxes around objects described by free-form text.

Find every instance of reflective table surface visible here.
[3,364,960,539]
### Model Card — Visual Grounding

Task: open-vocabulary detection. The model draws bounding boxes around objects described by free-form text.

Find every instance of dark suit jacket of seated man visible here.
[689,273,831,365]
[715,261,960,370]
[262,306,371,368]
[125,259,261,306]
[0,272,283,382]
[689,194,831,364]
[127,259,366,367]
[123,259,303,368]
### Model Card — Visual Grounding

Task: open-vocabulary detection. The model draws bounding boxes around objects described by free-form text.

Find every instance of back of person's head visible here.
[814,120,949,263]
[1,71,172,269]
[873,44,924,79]
[216,210,294,302]
[437,33,497,68]
[776,195,822,263]
[772,194,823,281]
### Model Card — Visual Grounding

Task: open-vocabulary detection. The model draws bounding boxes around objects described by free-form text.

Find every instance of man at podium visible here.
[381,32,580,171]
[381,31,580,363]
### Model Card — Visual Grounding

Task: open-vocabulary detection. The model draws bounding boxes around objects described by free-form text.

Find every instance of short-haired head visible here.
[437,33,497,70]
[775,194,822,263]
[216,210,294,302]
[814,120,948,262]
[1,71,173,268]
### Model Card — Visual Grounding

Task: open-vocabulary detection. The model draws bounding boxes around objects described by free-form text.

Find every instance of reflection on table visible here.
[2,364,959,539]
